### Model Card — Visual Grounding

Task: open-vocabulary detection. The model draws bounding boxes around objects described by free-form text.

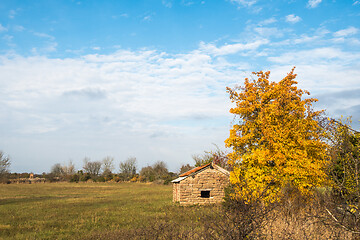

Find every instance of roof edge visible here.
[213,163,230,176]
[171,176,187,183]
[179,163,211,177]
[173,162,230,183]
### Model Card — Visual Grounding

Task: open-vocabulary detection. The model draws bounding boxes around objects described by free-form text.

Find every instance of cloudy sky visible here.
[0,0,359,173]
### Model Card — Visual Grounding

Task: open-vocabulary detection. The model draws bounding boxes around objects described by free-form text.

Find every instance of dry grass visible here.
[262,200,352,239]
[0,182,211,239]
[1,182,355,239]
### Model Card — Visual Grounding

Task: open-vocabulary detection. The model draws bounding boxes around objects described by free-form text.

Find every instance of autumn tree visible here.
[225,68,328,202]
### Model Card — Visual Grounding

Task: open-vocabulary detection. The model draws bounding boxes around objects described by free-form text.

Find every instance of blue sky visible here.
[0,0,360,173]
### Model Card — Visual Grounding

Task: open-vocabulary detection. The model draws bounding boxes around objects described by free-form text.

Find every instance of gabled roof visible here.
[171,162,229,183]
[179,163,211,177]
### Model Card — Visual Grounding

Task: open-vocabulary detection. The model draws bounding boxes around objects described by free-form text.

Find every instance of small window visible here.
[201,190,210,198]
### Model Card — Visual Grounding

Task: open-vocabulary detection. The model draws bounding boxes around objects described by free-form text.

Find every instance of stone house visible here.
[171,162,230,205]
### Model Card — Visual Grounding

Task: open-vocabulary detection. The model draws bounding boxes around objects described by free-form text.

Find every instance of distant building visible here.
[171,162,230,205]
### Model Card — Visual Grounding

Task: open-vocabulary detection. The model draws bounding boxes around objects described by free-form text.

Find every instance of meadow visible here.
[0,182,215,240]
[1,182,354,239]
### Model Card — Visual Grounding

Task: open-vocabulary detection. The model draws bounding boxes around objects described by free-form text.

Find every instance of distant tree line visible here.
[49,157,177,184]
[1,155,179,185]
[45,151,229,184]
[0,147,228,185]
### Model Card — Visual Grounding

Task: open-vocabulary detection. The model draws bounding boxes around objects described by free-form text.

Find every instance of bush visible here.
[70,174,79,183]
[113,176,121,182]
[139,162,175,184]
[130,175,138,182]
[79,173,91,182]
[96,176,106,182]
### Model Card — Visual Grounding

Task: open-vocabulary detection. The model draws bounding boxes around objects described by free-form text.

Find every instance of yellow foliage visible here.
[130,176,138,182]
[225,68,329,203]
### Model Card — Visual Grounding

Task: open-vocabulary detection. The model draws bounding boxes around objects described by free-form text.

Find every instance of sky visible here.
[0,0,360,174]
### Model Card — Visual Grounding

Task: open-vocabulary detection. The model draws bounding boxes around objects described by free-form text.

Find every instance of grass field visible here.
[0,182,214,240]
[1,182,354,239]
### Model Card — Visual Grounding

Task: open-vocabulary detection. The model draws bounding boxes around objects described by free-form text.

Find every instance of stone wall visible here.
[173,166,229,205]
[173,182,180,202]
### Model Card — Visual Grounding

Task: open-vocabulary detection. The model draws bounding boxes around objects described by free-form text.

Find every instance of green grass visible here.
[0,182,213,240]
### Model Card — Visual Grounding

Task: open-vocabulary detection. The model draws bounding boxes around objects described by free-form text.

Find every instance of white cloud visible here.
[229,0,257,7]
[0,48,245,172]
[30,42,58,54]
[14,25,25,31]
[3,34,13,42]
[307,0,322,8]
[9,10,16,19]
[19,125,58,135]
[1,39,360,173]
[292,34,319,44]
[112,14,129,19]
[349,38,360,45]
[199,39,269,56]
[33,32,55,40]
[181,0,194,6]
[285,14,301,23]
[2,34,16,48]
[162,0,173,8]
[29,32,57,53]
[258,18,277,26]
[143,15,152,21]
[271,28,330,47]
[0,24,7,32]
[268,65,360,116]
[44,42,58,52]
[353,1,360,5]
[333,26,359,37]
[268,47,360,65]
[254,27,284,38]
